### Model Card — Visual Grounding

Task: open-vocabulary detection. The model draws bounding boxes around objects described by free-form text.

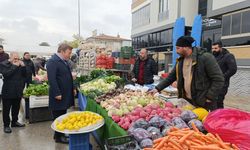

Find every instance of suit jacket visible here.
[0,60,26,99]
[46,54,74,110]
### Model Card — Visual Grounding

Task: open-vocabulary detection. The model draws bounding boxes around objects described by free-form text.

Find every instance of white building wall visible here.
[131,0,198,36]
[212,0,247,10]
[180,0,199,26]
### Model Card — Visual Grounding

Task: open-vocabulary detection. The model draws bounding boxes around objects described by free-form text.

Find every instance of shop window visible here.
[222,15,231,36]
[231,13,241,35]
[242,11,250,33]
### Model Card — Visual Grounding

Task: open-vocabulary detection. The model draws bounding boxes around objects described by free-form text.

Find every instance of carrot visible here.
[168,143,182,150]
[169,139,183,150]
[153,137,164,144]
[179,130,194,143]
[191,122,199,132]
[191,145,223,150]
[232,144,240,150]
[155,137,168,149]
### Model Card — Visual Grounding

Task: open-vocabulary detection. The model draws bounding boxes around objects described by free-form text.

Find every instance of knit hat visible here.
[176,36,195,47]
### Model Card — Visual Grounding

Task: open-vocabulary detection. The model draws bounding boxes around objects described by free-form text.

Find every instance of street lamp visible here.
[78,0,81,38]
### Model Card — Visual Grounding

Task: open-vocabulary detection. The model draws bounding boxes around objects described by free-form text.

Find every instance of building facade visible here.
[131,0,199,52]
[82,32,131,53]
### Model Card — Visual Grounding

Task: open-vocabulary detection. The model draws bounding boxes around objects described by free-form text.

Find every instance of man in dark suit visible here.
[46,43,75,144]
[23,52,36,87]
[0,52,26,134]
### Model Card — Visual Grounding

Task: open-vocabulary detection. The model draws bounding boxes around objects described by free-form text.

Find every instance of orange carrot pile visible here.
[144,123,239,150]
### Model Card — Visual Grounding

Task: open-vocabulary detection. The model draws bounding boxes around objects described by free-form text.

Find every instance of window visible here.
[231,13,241,35]
[132,4,150,28]
[198,0,207,16]
[159,0,168,13]
[222,15,231,36]
[221,10,250,36]
[159,0,169,21]
[242,11,250,33]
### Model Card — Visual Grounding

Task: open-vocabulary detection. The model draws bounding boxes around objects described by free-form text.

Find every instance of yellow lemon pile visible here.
[55,112,103,131]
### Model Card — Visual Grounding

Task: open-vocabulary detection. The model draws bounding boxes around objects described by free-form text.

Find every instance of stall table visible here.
[85,98,127,144]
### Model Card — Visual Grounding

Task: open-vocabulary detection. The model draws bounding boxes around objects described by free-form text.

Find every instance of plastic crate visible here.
[29,95,49,108]
[29,107,53,123]
[121,64,131,70]
[69,133,92,150]
[105,135,140,150]
[119,58,131,65]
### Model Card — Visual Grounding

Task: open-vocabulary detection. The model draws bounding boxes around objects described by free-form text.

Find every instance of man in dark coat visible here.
[212,41,237,108]
[0,45,9,109]
[0,52,26,133]
[0,45,9,62]
[131,48,158,85]
[23,52,35,87]
[151,36,224,111]
[46,43,75,144]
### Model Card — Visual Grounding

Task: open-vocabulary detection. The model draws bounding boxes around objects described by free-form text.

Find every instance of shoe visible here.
[11,122,25,127]
[4,127,12,133]
[55,136,69,144]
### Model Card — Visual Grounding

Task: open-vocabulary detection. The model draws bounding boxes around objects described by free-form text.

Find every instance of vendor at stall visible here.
[131,48,157,85]
[150,36,224,111]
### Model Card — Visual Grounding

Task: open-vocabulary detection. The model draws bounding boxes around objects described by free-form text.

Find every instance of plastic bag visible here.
[147,126,162,140]
[129,128,151,142]
[140,138,153,148]
[180,110,198,122]
[149,116,166,128]
[168,98,195,110]
[204,108,250,150]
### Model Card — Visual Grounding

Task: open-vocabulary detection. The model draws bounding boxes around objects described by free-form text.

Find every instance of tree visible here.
[39,42,50,46]
[63,34,84,48]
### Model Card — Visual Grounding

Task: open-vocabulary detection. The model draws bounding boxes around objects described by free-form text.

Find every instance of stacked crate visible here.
[77,50,96,75]
[112,46,136,70]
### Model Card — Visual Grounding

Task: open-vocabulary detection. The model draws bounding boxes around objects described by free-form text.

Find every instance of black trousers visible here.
[217,87,228,109]
[2,98,21,127]
[52,110,67,139]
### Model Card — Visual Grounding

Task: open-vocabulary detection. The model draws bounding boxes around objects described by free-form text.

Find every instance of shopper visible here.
[34,57,46,74]
[0,45,9,110]
[0,52,26,134]
[47,43,75,144]
[131,48,158,85]
[0,45,9,62]
[23,52,36,87]
[212,41,237,108]
[150,36,224,111]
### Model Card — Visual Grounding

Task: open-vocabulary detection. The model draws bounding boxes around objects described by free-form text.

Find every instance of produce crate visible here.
[111,52,120,58]
[29,107,53,123]
[119,58,131,65]
[29,95,49,108]
[120,47,134,59]
[105,135,140,150]
[69,133,92,150]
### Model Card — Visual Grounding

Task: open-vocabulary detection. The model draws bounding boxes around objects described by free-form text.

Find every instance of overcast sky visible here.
[0,0,132,49]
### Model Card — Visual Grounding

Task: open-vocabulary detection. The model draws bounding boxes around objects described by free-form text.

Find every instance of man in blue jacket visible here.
[47,43,75,144]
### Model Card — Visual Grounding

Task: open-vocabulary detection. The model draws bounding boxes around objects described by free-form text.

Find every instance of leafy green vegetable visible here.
[23,82,49,97]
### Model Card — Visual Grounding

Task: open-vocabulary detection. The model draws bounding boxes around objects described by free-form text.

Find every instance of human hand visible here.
[12,61,20,66]
[132,78,137,82]
[73,89,77,96]
[55,95,62,100]
[148,89,159,95]
[19,61,25,66]
[206,99,212,103]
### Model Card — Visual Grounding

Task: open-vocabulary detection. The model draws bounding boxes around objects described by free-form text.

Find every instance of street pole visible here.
[78,0,81,38]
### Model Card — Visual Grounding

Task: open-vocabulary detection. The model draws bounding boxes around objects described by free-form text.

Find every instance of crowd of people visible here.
[0,36,237,144]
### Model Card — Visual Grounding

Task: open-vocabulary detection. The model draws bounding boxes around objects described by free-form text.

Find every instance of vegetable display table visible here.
[85,98,127,143]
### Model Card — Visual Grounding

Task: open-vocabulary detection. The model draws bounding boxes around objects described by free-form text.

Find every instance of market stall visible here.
[49,69,245,150]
